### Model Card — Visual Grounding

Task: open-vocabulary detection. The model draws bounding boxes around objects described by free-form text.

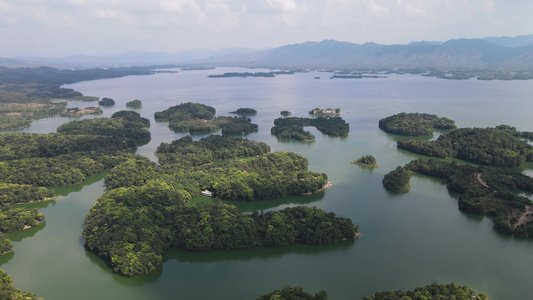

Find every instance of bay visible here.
[2,68,533,299]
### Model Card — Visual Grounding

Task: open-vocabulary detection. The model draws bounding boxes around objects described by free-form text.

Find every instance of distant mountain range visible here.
[2,34,533,70]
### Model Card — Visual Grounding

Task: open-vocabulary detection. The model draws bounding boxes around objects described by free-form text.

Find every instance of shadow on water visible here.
[7,222,47,242]
[0,251,15,266]
[49,171,108,197]
[163,239,355,264]
[222,191,326,212]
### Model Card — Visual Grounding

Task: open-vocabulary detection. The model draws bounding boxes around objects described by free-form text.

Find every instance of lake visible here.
[1,68,533,299]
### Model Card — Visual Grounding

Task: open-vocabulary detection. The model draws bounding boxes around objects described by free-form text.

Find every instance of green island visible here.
[271,116,349,141]
[384,158,533,237]
[397,127,533,167]
[258,282,487,300]
[280,110,291,116]
[0,66,155,130]
[230,107,257,115]
[126,99,143,108]
[60,106,103,117]
[351,155,378,168]
[155,102,259,135]
[207,71,294,78]
[379,112,456,136]
[98,97,115,106]
[83,134,357,276]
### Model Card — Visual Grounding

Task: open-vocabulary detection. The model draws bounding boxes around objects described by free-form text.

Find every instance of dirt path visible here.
[514,205,533,229]
[476,173,490,189]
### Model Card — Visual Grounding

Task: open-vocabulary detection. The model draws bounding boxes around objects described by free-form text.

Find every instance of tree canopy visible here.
[379,112,456,136]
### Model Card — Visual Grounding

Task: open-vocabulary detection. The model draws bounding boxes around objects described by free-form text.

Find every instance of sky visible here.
[0,0,532,57]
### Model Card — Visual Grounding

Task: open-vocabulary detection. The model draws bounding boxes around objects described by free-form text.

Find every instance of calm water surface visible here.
[2,69,533,299]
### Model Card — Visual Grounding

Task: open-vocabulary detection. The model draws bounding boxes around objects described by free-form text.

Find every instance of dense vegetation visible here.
[0,183,54,205]
[0,235,12,254]
[379,112,456,136]
[280,110,291,116]
[83,135,356,276]
[383,158,533,237]
[257,286,327,300]
[230,107,257,115]
[361,282,487,300]
[382,166,411,193]
[397,127,533,167]
[351,155,378,168]
[0,206,44,233]
[84,194,357,276]
[0,269,44,300]
[155,103,259,135]
[271,116,349,141]
[98,97,115,106]
[126,99,143,108]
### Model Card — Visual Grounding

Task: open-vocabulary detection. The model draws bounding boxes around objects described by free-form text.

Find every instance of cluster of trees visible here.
[0,205,44,233]
[397,127,533,167]
[280,110,291,116]
[84,190,357,276]
[351,155,377,168]
[156,135,271,166]
[271,116,349,141]
[256,286,327,300]
[379,112,456,136]
[496,124,533,141]
[0,235,12,254]
[230,108,257,115]
[0,183,54,205]
[384,159,533,237]
[155,103,260,135]
[112,136,327,201]
[126,99,143,108]
[361,282,487,300]
[98,97,115,106]
[0,269,44,300]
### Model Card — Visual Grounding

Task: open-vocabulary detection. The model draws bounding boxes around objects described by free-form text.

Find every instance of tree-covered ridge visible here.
[0,183,54,205]
[113,136,327,201]
[379,112,456,136]
[84,187,357,276]
[271,116,349,141]
[155,103,259,135]
[398,127,533,167]
[361,282,487,300]
[383,159,533,237]
[0,268,44,300]
[0,206,44,233]
[156,135,270,166]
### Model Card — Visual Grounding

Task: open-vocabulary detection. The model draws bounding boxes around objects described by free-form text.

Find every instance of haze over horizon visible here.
[1,0,532,58]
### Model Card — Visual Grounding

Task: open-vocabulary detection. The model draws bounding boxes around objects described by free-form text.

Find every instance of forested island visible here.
[208,71,294,78]
[351,155,378,168]
[230,107,257,115]
[379,112,456,136]
[258,282,487,300]
[383,158,533,237]
[126,99,143,108]
[0,66,156,130]
[155,102,258,135]
[271,116,349,141]
[397,127,533,167]
[83,135,357,276]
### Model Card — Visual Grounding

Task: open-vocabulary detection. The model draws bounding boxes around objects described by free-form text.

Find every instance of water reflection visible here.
[7,222,46,242]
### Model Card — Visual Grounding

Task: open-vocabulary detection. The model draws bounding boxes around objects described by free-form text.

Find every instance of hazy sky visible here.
[1,0,532,57]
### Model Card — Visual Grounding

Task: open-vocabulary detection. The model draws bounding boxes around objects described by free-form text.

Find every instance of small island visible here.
[351,155,378,168]
[280,110,291,116]
[379,112,456,136]
[230,107,257,115]
[98,97,115,106]
[208,71,294,78]
[126,99,143,108]
[309,107,340,116]
[271,116,349,141]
